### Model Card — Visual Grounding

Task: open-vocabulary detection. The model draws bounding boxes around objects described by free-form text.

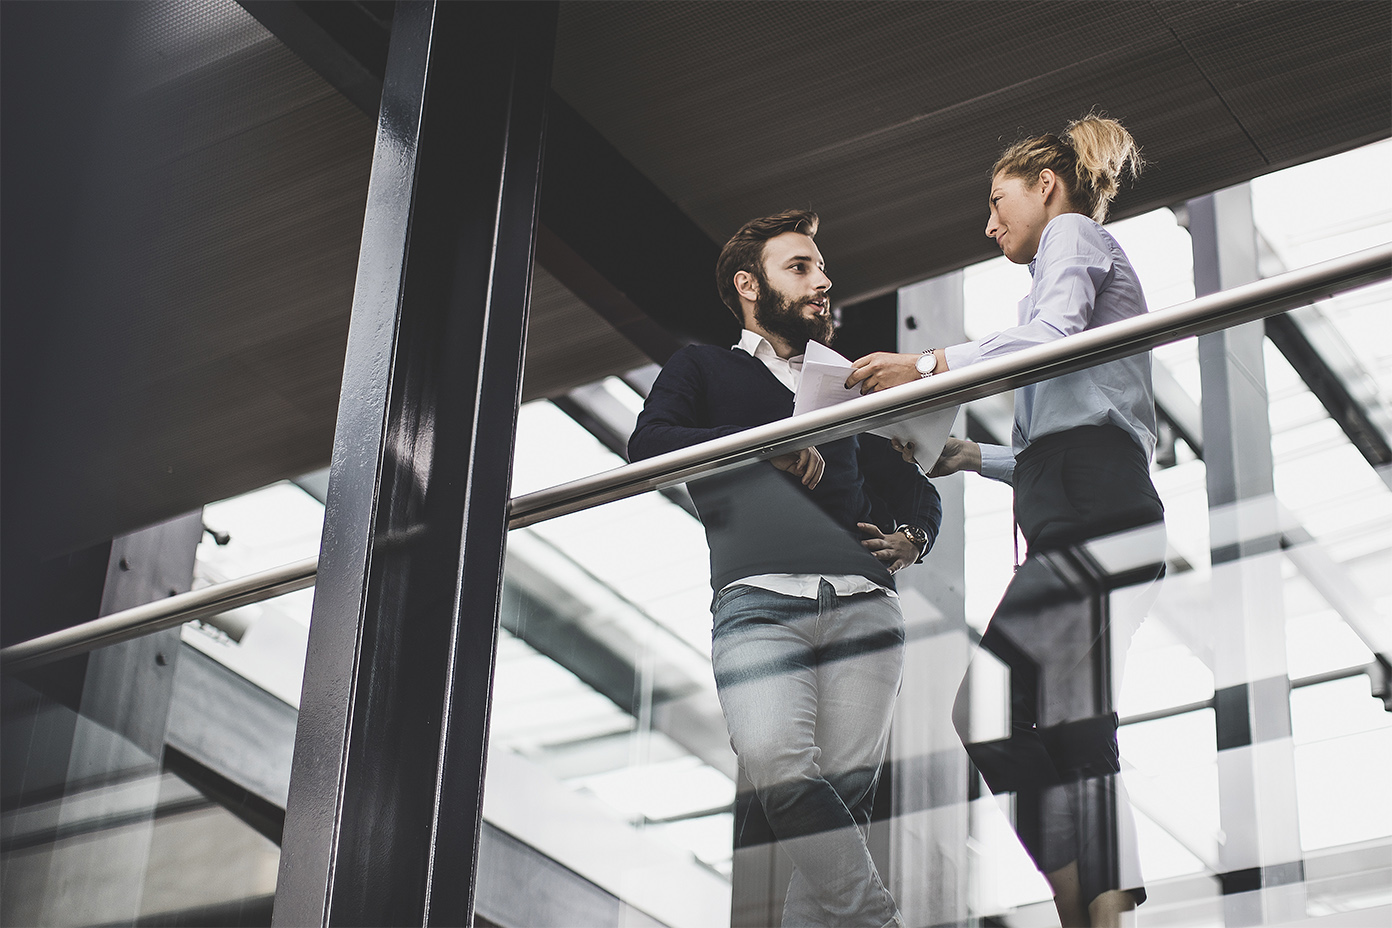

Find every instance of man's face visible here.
[752,231,834,351]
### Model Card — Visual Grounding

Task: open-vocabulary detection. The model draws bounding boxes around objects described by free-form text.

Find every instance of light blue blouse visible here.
[943,212,1157,484]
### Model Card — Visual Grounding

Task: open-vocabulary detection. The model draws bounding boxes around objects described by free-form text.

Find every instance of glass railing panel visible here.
[1290,678,1392,853]
[484,492,733,928]
[528,255,1388,924]
[483,398,734,927]
[1,478,324,926]
[492,375,1392,928]
[1,647,282,926]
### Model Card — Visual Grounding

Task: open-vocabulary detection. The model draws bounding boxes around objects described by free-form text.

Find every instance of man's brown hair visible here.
[715,209,820,319]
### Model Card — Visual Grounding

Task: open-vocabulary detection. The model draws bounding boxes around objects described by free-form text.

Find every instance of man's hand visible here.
[846,351,922,394]
[857,523,920,574]
[771,446,825,488]
[927,437,982,477]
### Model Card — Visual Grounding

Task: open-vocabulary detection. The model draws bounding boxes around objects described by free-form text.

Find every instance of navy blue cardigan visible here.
[629,345,942,591]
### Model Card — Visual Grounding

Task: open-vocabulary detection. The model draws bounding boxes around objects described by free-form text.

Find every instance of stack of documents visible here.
[792,341,958,469]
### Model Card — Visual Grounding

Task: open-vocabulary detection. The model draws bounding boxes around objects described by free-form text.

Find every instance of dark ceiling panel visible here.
[524,266,654,401]
[798,37,1268,298]
[1156,0,1392,166]
[552,1,1389,300]
[552,2,1166,204]
[539,95,733,352]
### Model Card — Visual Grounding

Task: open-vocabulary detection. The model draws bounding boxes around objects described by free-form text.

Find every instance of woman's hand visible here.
[927,437,982,477]
[845,352,922,394]
[770,446,825,488]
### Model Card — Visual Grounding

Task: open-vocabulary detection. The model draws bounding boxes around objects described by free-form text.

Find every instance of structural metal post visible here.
[1191,186,1304,924]
[273,3,557,925]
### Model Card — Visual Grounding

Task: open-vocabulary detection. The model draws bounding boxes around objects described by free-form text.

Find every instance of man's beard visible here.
[753,279,834,354]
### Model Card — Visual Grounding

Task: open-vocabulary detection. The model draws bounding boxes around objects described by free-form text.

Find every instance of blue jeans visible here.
[712,580,905,927]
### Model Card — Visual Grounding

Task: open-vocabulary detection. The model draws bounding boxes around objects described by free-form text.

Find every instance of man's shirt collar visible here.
[735,328,803,364]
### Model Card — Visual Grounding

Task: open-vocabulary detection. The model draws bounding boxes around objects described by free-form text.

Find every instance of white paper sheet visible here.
[793,340,958,468]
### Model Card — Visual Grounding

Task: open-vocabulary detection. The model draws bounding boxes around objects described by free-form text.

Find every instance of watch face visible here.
[915,352,936,375]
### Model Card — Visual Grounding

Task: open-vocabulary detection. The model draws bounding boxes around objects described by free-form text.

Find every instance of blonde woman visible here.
[848,115,1166,927]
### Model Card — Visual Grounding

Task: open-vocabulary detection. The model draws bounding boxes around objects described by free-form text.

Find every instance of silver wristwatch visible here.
[915,349,940,378]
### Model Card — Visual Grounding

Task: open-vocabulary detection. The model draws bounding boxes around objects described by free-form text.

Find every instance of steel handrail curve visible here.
[3,242,1388,670]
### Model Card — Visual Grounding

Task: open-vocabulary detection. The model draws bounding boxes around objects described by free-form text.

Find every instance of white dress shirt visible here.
[943,213,1158,483]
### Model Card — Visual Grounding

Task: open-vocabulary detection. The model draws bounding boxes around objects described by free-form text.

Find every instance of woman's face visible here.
[984,172,1050,264]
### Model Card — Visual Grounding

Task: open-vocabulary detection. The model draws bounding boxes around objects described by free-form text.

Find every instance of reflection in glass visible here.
[956,516,1167,920]
[2,656,281,926]
[488,504,734,928]
[491,399,736,926]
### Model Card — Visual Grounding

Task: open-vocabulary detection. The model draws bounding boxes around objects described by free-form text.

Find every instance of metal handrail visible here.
[1117,660,1385,727]
[3,242,1388,671]
[508,242,1391,526]
[2,557,319,672]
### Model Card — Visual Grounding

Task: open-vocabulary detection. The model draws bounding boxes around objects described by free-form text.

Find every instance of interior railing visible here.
[4,241,1389,673]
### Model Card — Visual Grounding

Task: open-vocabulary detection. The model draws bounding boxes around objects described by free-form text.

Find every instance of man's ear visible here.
[734,269,759,303]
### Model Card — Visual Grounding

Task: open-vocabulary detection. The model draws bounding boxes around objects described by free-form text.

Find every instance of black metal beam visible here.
[238,1,392,116]
[538,96,732,353]
[273,3,556,925]
[1265,312,1392,469]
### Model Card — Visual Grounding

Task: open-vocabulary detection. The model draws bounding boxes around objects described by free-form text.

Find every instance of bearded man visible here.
[629,210,940,928]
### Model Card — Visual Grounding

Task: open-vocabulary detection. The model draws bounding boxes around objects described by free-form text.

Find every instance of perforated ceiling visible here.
[552,1,1390,300]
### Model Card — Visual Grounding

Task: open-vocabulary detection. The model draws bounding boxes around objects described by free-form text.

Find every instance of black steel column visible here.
[274,3,556,925]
